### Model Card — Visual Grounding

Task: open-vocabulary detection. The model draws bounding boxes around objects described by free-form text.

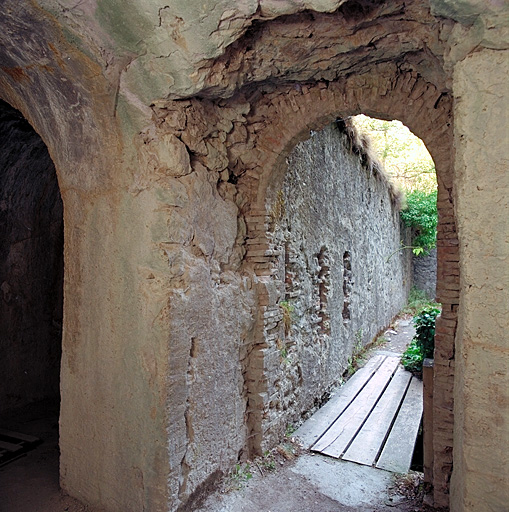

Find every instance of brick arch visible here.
[237,65,457,507]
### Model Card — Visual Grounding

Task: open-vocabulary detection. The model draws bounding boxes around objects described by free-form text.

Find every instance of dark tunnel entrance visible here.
[0,99,63,500]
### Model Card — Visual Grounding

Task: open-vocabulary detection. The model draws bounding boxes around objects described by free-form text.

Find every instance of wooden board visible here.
[0,429,41,467]
[313,356,400,457]
[295,354,386,448]
[0,428,39,444]
[376,377,423,473]
[342,367,412,466]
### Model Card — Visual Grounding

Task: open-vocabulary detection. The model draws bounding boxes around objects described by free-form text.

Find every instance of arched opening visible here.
[234,75,456,506]
[0,99,63,505]
[257,116,432,447]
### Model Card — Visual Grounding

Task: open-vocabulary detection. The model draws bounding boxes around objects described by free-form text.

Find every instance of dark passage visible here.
[0,98,63,418]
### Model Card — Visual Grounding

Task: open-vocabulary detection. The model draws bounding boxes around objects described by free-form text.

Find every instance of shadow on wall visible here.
[0,99,63,414]
[413,249,437,299]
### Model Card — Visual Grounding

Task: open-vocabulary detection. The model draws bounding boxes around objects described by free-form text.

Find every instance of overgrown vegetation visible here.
[225,463,253,491]
[400,190,438,255]
[352,115,436,193]
[401,306,440,373]
[401,287,440,316]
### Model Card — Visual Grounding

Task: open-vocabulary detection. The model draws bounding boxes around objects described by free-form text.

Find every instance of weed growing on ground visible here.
[343,330,388,379]
[285,424,297,437]
[260,451,276,471]
[224,463,253,491]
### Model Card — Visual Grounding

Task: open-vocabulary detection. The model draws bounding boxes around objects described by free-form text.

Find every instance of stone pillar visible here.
[450,49,509,511]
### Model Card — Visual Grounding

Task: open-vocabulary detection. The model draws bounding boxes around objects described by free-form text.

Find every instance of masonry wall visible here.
[413,249,437,299]
[260,122,411,443]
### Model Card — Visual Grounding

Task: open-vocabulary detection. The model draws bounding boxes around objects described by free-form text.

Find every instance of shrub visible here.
[413,306,439,359]
[401,306,440,373]
[400,190,437,255]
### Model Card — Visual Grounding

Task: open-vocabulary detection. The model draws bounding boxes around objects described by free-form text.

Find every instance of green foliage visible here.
[228,463,253,489]
[401,287,440,316]
[401,339,424,373]
[352,115,437,193]
[401,307,440,373]
[285,424,297,437]
[413,307,440,359]
[261,451,276,471]
[400,190,438,254]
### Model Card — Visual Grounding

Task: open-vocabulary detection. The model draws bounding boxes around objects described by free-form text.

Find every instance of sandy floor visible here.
[0,401,95,512]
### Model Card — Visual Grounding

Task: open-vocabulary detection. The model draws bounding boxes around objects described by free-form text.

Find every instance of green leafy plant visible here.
[228,463,253,490]
[400,190,438,255]
[401,306,440,373]
[413,307,440,359]
[401,339,423,373]
[261,450,276,471]
[285,424,297,437]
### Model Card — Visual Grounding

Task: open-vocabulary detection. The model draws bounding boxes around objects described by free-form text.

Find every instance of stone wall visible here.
[413,249,437,299]
[259,122,411,442]
[0,100,63,413]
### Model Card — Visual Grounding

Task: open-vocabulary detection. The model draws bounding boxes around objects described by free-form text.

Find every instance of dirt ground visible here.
[0,401,95,512]
[0,318,436,512]
[196,318,433,512]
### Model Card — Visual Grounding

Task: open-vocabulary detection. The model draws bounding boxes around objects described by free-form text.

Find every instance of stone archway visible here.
[231,67,457,507]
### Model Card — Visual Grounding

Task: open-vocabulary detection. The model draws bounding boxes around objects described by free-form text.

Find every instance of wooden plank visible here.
[342,367,412,466]
[0,428,39,444]
[313,356,400,457]
[295,355,386,448]
[0,439,21,452]
[376,377,423,473]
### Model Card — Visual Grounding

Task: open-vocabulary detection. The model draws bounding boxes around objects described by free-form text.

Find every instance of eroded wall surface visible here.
[260,123,410,441]
[413,249,437,299]
[451,48,509,512]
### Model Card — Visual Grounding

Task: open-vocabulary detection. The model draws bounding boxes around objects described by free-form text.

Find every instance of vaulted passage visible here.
[0,99,63,423]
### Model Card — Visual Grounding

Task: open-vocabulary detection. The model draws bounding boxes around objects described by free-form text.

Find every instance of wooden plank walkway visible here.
[0,428,40,467]
[295,354,422,473]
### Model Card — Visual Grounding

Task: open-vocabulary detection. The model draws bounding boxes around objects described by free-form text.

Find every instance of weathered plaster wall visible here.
[260,122,410,441]
[450,48,509,512]
[0,100,63,413]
